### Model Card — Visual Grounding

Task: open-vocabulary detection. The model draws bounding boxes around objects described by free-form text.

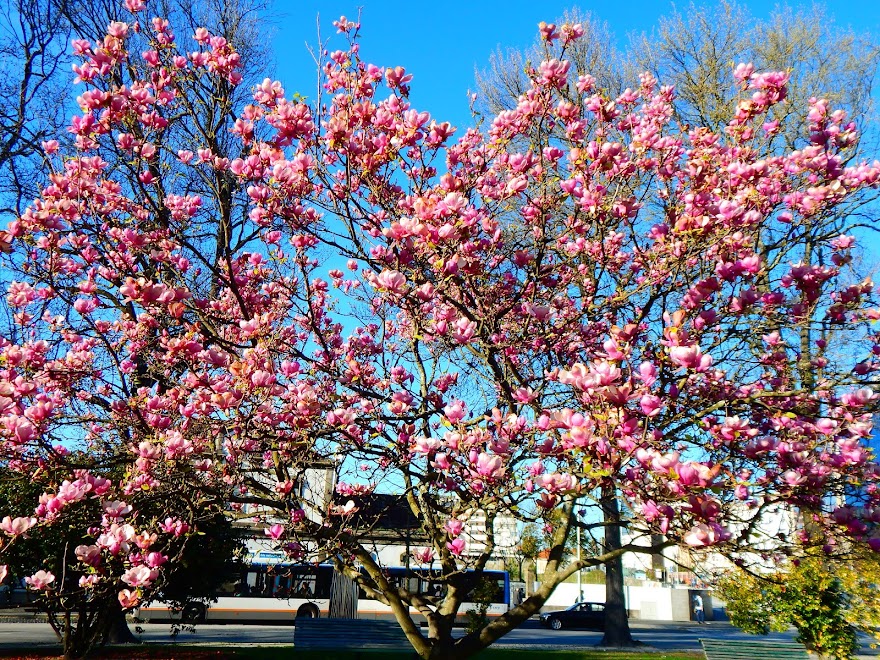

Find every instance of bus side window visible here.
[234,571,251,596]
[493,579,505,604]
[275,574,291,598]
[264,575,275,597]
[250,570,266,598]
[424,581,444,598]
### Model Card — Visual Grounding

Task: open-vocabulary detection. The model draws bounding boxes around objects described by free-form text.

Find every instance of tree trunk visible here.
[101,600,137,645]
[599,486,637,647]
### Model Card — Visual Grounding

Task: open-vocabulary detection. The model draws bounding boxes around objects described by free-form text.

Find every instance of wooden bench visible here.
[700,638,810,660]
[294,617,414,652]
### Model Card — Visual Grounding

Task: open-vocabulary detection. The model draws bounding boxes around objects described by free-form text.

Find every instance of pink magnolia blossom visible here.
[412,547,435,564]
[265,524,285,540]
[444,519,464,537]
[473,453,505,480]
[328,500,358,516]
[446,538,466,556]
[102,501,131,518]
[79,575,100,589]
[25,570,55,590]
[684,523,731,547]
[443,400,467,424]
[121,565,158,588]
[376,269,406,295]
[0,516,36,537]
[118,589,140,609]
[639,394,663,417]
[669,345,713,371]
[75,544,101,567]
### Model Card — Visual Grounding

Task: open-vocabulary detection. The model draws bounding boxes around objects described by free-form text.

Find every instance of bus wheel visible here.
[181,603,206,624]
[296,604,320,620]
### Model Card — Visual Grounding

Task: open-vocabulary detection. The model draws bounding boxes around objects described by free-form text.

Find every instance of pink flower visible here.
[328,500,358,516]
[639,394,662,417]
[534,492,558,509]
[284,541,305,559]
[506,175,529,195]
[683,523,731,547]
[121,565,157,588]
[668,345,712,371]
[376,269,406,295]
[444,519,464,537]
[159,518,189,537]
[265,524,285,540]
[431,453,451,470]
[0,516,36,537]
[134,531,157,550]
[474,453,505,480]
[443,400,467,424]
[118,589,139,609]
[831,234,855,250]
[814,418,838,435]
[106,21,129,39]
[25,570,54,590]
[412,547,435,564]
[781,470,806,487]
[75,544,101,567]
[539,22,558,41]
[446,538,466,556]
[145,552,168,568]
[251,370,277,388]
[102,500,131,518]
[79,575,100,589]
[452,317,476,344]
[385,66,413,90]
[538,59,570,88]
[733,62,754,83]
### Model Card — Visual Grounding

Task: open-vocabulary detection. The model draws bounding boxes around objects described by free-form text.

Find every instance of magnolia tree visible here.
[3,5,880,660]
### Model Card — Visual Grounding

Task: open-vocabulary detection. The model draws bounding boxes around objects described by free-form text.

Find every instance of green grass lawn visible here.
[0,646,703,660]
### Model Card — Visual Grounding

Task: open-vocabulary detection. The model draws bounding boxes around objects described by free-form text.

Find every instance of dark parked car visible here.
[539,602,606,630]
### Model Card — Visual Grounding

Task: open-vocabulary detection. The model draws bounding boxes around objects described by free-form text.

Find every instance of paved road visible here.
[0,620,876,658]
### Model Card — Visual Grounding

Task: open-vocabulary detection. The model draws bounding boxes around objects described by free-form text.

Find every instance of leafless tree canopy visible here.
[474,8,624,118]
[0,0,71,218]
[630,2,880,152]
[0,0,276,225]
[476,3,880,156]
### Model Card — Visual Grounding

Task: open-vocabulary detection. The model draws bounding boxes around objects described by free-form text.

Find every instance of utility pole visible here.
[576,518,583,602]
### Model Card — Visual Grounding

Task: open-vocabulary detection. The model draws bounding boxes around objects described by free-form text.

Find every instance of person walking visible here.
[693,593,705,624]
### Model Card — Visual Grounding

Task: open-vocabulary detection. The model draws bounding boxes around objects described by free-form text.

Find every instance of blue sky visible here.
[267,0,880,132]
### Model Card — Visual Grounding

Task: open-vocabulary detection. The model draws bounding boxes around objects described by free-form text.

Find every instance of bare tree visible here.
[474,8,624,119]
[0,0,72,220]
[630,2,880,153]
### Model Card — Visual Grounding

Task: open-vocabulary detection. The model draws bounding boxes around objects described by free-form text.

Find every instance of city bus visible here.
[136,559,511,625]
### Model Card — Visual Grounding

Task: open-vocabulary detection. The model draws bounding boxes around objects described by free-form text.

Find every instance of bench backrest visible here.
[294,617,412,650]
[700,638,810,660]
